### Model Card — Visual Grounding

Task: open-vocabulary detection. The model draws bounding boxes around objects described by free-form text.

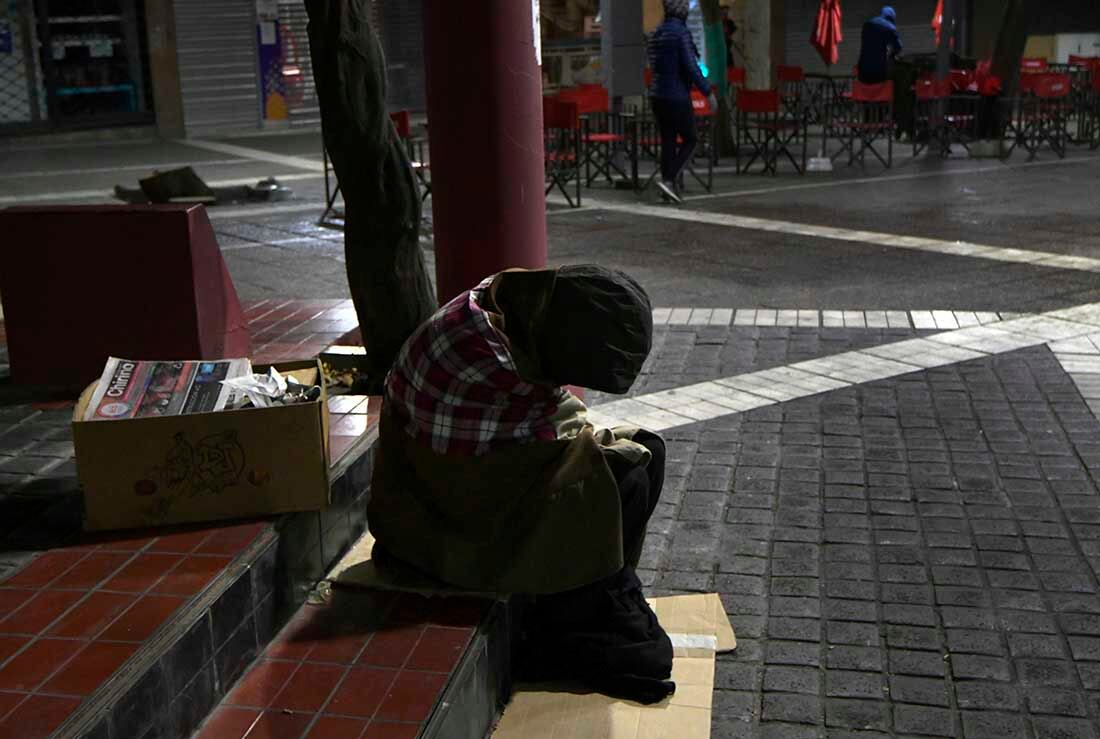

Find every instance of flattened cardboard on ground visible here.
[73,361,330,531]
[493,592,736,739]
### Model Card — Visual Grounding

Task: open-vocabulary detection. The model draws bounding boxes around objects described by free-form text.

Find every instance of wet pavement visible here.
[3,130,1100,736]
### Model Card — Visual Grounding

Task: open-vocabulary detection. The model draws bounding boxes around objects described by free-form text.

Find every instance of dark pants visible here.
[604,430,666,568]
[516,431,673,703]
[651,97,697,183]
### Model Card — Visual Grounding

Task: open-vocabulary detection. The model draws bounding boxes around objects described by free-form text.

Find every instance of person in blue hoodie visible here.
[648,0,717,204]
[857,6,903,84]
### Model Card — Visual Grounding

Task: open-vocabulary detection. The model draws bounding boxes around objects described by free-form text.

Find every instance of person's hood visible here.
[872,6,897,30]
[490,265,653,395]
[663,0,690,20]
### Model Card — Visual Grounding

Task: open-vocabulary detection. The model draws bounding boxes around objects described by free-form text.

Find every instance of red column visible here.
[422,0,548,304]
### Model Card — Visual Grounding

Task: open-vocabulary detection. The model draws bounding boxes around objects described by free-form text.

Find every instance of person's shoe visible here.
[656,180,681,204]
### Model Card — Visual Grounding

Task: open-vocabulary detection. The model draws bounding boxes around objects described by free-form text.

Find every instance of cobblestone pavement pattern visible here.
[636,343,1100,738]
[5,134,1100,737]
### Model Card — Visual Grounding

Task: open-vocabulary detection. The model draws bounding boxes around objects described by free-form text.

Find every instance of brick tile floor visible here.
[241,299,358,364]
[637,345,1100,737]
[0,303,384,736]
[196,589,489,739]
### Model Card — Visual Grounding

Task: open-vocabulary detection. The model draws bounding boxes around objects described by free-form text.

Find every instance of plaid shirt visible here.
[385,277,563,456]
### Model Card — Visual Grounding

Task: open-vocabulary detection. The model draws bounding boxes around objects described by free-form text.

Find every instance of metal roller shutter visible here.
[785,0,938,74]
[276,0,385,128]
[174,0,260,136]
[277,0,317,128]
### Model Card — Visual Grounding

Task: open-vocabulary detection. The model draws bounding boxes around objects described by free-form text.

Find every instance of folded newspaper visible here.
[83,357,252,422]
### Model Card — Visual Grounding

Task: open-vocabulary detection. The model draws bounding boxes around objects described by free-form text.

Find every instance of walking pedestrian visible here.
[857,6,903,84]
[648,0,717,204]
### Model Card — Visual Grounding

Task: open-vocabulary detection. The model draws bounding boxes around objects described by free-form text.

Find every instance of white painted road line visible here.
[665,309,1020,328]
[676,152,1100,204]
[179,139,326,172]
[591,201,1100,275]
[588,305,1100,432]
[0,158,250,180]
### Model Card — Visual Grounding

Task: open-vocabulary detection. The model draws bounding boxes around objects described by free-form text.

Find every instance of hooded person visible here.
[369,265,675,704]
[857,5,903,84]
[647,0,716,204]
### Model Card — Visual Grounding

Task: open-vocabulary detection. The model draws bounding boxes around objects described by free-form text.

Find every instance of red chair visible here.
[1021,58,1049,73]
[688,90,717,191]
[557,85,633,187]
[914,77,952,157]
[735,89,807,175]
[543,98,583,207]
[777,65,806,119]
[949,69,974,92]
[914,76,979,158]
[1005,72,1071,159]
[389,110,431,201]
[1091,72,1100,150]
[835,81,894,167]
[1064,56,1100,144]
[1021,73,1072,158]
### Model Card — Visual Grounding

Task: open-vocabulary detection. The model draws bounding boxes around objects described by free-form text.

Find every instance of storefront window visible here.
[38,0,153,125]
[541,0,601,91]
[0,0,153,132]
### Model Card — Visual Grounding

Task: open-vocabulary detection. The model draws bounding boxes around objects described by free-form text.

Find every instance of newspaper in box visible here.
[73,357,331,531]
[83,357,251,420]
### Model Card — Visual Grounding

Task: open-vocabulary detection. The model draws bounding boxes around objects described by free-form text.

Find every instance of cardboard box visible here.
[73,361,330,531]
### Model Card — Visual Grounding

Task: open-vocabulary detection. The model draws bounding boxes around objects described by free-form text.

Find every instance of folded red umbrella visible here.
[811,0,843,67]
[932,0,944,45]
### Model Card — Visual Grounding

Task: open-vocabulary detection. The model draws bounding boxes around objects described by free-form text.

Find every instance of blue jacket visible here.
[857,13,903,83]
[648,17,711,101]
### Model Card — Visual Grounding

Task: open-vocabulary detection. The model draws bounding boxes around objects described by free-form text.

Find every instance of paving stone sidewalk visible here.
[622,341,1100,738]
[586,326,933,407]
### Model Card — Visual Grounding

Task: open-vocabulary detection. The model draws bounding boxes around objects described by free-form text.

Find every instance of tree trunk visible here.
[988,0,1031,135]
[744,0,771,90]
[305,0,437,392]
[991,0,1031,100]
[700,0,735,156]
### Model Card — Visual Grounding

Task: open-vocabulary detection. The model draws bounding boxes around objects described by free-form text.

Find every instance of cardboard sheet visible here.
[330,532,736,737]
[493,593,736,739]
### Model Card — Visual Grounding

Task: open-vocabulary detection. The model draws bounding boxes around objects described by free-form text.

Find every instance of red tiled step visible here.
[193,588,506,739]
[242,299,359,365]
[0,394,380,739]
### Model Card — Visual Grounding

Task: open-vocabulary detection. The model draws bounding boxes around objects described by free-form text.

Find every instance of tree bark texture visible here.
[305,0,436,390]
[991,0,1031,101]
[701,0,735,156]
[744,0,771,90]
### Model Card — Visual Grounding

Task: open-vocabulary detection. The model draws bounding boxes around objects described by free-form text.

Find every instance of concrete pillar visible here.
[602,0,646,101]
[744,0,771,89]
[144,0,186,138]
[422,0,548,304]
